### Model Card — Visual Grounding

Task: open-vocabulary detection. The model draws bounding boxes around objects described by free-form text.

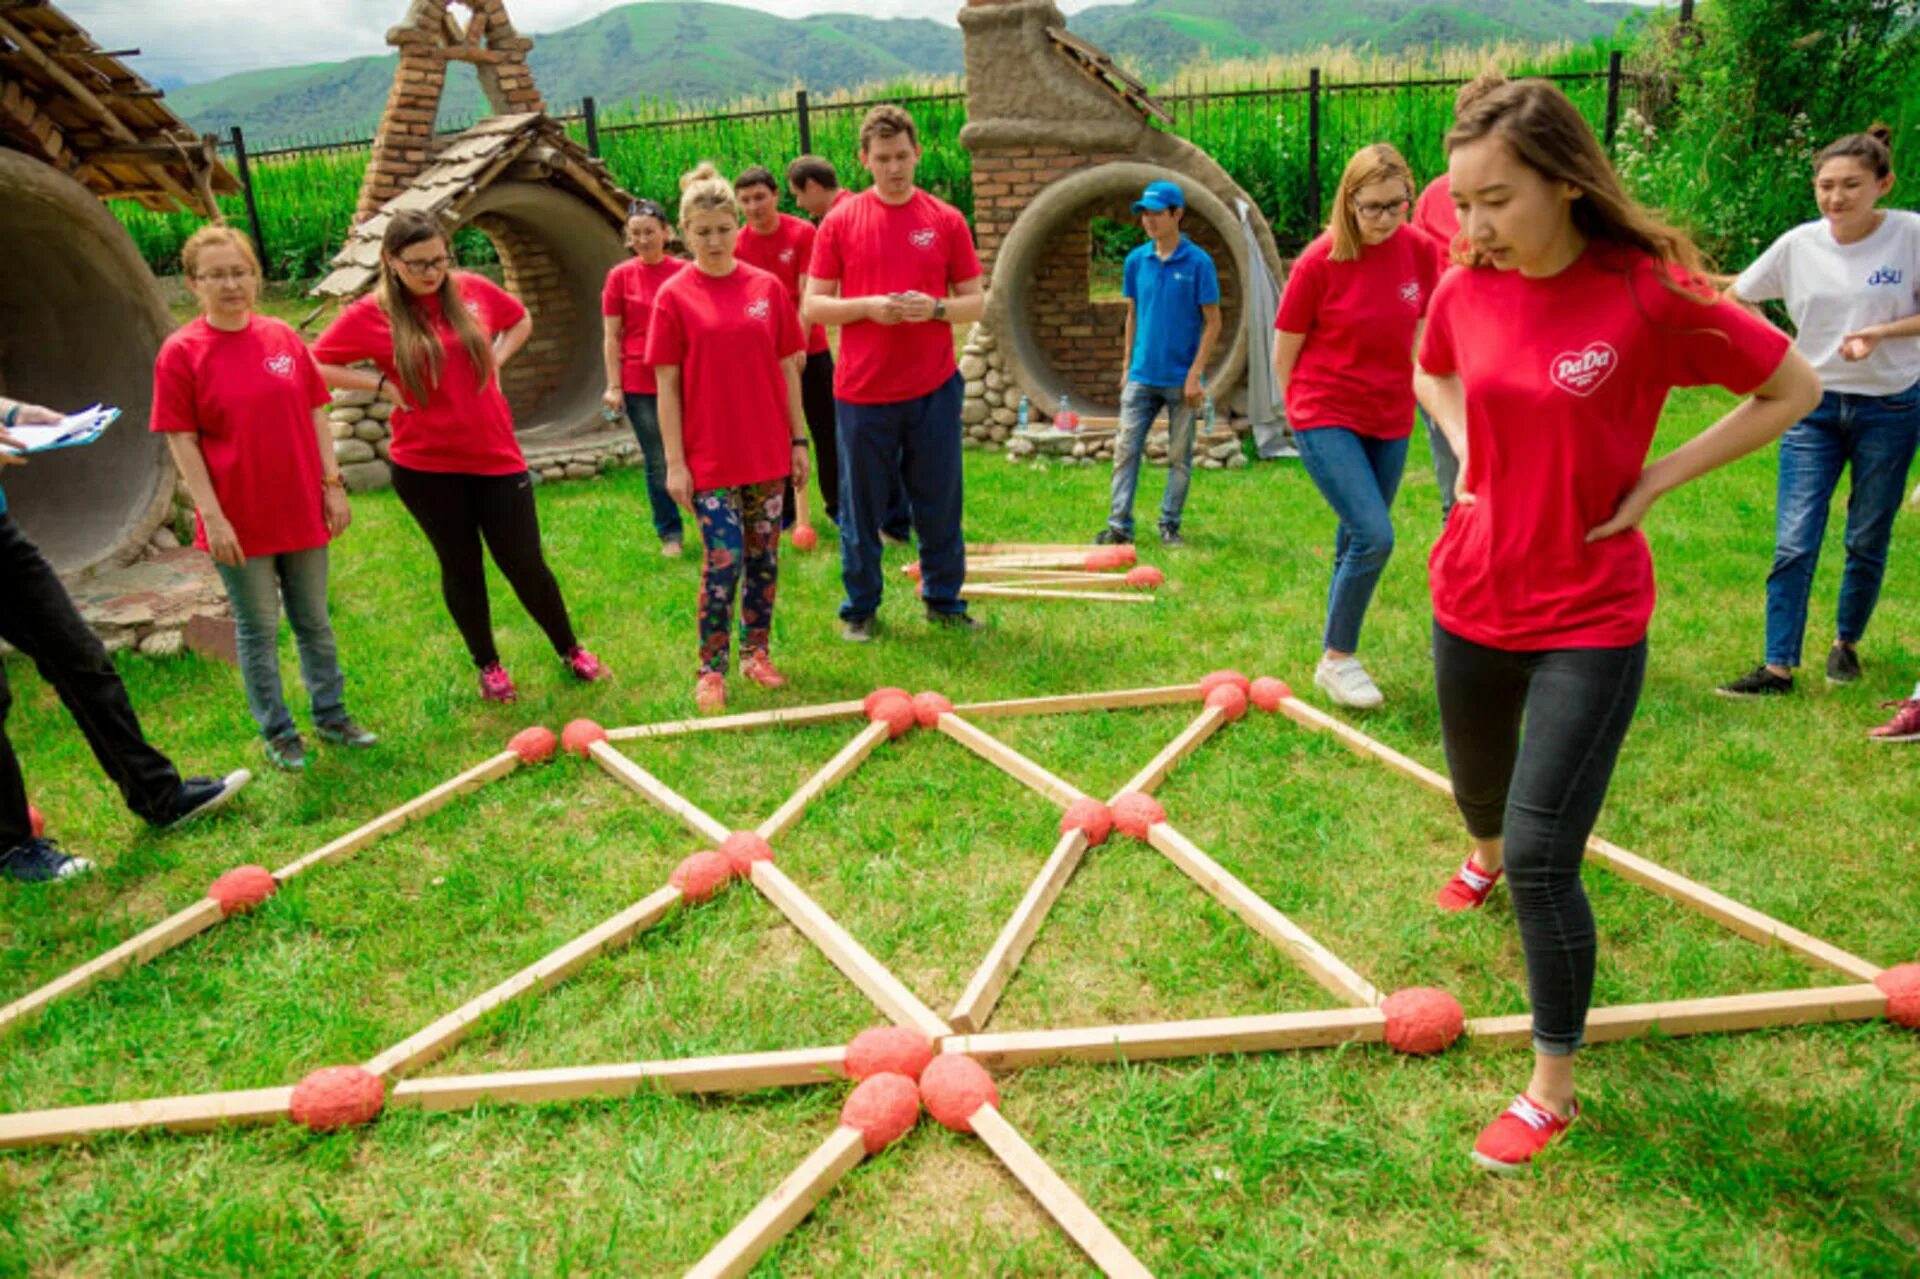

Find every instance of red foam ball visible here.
[845,1026,936,1082]
[867,693,916,739]
[670,850,736,903]
[919,1054,999,1133]
[791,524,819,552]
[1382,987,1466,1055]
[719,831,775,875]
[290,1065,386,1133]
[1124,565,1165,589]
[560,719,608,759]
[1110,544,1139,567]
[863,687,911,716]
[839,1072,921,1154]
[904,561,923,581]
[1084,548,1125,571]
[911,691,954,727]
[1249,676,1292,713]
[507,725,558,765]
[1059,797,1113,847]
[27,804,46,838]
[1205,684,1250,722]
[1111,791,1166,840]
[206,864,278,917]
[1875,963,1920,1029]
[1199,669,1251,699]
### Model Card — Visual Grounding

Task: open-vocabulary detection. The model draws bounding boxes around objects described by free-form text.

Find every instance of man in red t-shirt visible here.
[803,108,985,642]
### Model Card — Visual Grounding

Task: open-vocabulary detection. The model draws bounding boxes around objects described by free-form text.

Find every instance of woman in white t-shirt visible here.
[1717,125,1920,698]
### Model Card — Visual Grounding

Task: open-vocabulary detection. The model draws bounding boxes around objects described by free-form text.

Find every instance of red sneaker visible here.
[1471,1094,1578,1173]
[1436,855,1503,912]
[741,652,787,690]
[478,662,517,704]
[695,672,726,713]
[1867,698,1920,743]
[565,646,608,683]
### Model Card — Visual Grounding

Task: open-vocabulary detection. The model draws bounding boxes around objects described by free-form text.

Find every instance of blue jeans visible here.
[1106,381,1196,538]
[624,393,685,544]
[837,373,966,620]
[214,546,347,740]
[1763,386,1920,668]
[1295,427,1409,654]
[1419,407,1459,523]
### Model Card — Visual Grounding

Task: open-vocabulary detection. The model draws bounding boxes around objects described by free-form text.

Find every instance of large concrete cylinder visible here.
[0,149,175,576]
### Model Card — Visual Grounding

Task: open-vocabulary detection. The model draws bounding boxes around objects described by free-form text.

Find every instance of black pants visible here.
[801,351,840,524]
[1432,621,1646,1057]
[0,514,181,850]
[388,465,578,668]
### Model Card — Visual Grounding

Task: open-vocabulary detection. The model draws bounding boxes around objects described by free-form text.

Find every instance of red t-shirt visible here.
[150,315,332,557]
[809,188,982,404]
[1275,227,1440,437]
[1412,175,1459,250]
[602,254,689,394]
[647,262,806,490]
[735,213,829,356]
[1417,244,1791,650]
[312,272,527,475]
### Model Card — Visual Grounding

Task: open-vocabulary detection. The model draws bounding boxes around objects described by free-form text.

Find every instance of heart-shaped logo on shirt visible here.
[1549,342,1617,397]
[263,353,295,378]
[909,228,937,249]
[746,298,771,321]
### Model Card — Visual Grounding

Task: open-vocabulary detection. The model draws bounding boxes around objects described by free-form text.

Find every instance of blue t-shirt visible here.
[1122,235,1221,388]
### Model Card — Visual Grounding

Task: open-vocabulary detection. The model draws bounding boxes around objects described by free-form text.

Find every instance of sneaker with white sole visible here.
[0,838,95,884]
[162,770,252,830]
[1315,655,1384,709]
[1471,1094,1578,1173]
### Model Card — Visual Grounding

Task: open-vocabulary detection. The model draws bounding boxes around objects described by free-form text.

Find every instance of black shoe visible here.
[1093,528,1133,546]
[162,769,253,830]
[926,608,983,630]
[1159,527,1186,548]
[1825,644,1862,685]
[315,718,380,749]
[841,615,876,643]
[1715,665,1794,699]
[1,837,95,884]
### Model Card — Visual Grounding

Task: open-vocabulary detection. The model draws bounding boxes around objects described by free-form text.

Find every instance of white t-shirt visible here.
[1735,208,1920,396]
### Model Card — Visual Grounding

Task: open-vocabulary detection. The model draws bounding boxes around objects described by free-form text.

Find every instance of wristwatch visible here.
[791,438,810,447]
[933,298,948,321]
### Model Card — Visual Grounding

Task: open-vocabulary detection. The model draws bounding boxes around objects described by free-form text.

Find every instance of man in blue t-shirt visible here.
[1095,180,1222,548]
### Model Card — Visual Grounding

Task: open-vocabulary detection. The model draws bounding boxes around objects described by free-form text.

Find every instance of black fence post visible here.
[1603,50,1623,149]
[796,88,812,155]
[227,125,271,278]
[1306,67,1322,229]
[582,96,600,158]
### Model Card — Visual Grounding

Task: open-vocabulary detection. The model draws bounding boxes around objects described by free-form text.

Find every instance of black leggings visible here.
[389,464,578,668]
[1432,621,1646,1057]
[801,350,840,523]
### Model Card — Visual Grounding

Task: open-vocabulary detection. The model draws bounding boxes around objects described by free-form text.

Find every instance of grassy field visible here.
[1,390,1916,1275]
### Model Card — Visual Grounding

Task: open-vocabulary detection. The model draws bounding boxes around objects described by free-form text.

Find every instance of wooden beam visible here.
[0,898,223,1038]
[589,741,732,845]
[1119,705,1228,797]
[1465,985,1888,1048]
[956,684,1204,720]
[969,1105,1152,1278]
[967,554,1118,571]
[949,829,1091,1033]
[1274,696,1452,795]
[755,721,891,842]
[685,1126,867,1279]
[949,567,1137,584]
[981,576,1154,593]
[959,585,1150,604]
[936,714,1088,807]
[273,751,521,881]
[747,862,952,1040]
[388,1046,849,1112]
[966,542,1099,555]
[605,700,867,742]
[0,1086,294,1150]
[0,14,138,144]
[1146,824,1380,1007]
[948,1006,1387,1069]
[363,885,684,1079]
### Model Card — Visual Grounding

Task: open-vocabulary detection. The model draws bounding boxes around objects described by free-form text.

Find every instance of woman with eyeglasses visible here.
[154,225,373,771]
[1273,143,1440,709]
[314,209,606,704]
[601,198,690,558]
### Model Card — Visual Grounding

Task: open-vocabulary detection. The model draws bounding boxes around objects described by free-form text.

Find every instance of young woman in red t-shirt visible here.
[650,164,810,713]
[155,226,373,771]
[601,198,689,558]
[1274,143,1439,710]
[1414,81,1820,1171]
[314,210,605,704]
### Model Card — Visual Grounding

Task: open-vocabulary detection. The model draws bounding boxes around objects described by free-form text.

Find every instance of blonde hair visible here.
[678,161,740,228]
[375,210,495,405]
[181,224,261,279]
[1328,143,1416,262]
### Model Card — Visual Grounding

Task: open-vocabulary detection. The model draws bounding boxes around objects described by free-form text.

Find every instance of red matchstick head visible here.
[919,1054,999,1133]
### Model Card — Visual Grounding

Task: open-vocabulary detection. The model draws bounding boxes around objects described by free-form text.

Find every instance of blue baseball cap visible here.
[1132,181,1185,213]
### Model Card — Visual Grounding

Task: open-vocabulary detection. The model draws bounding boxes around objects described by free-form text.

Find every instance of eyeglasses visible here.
[398,254,451,274]
[194,269,256,284]
[1353,199,1410,220]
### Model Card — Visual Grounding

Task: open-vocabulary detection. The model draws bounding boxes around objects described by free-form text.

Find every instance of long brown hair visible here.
[376,210,495,404]
[1328,143,1415,262]
[1447,79,1711,300]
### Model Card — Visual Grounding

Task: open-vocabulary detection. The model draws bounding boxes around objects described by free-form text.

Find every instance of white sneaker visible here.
[1315,655,1384,709]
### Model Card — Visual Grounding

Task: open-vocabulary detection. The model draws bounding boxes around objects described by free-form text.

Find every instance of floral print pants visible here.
[694,480,784,675]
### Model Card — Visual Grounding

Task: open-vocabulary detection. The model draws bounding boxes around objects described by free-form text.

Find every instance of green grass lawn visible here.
[1,390,1916,1276]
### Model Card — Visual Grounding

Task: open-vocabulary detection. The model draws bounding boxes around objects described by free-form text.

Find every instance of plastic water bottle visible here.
[1017,394,1030,432]
[1059,393,1077,432]
[1204,393,1216,434]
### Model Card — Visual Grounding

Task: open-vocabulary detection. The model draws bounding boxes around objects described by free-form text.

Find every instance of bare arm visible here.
[0,397,58,468]
[1841,310,1920,360]
[313,405,351,537]
[163,434,244,566]
[316,362,407,409]
[1185,302,1224,405]
[1118,299,1136,398]
[602,315,625,413]
[783,358,810,493]
[657,365,692,511]
[492,313,533,369]
[803,277,901,328]
[1271,330,1307,395]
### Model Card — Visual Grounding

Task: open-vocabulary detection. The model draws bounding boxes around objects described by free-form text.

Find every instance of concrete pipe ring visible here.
[0,149,177,577]
[986,160,1250,421]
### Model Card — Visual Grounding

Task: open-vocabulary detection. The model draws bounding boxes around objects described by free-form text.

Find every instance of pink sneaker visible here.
[695,672,726,713]
[1867,698,1920,743]
[478,662,517,704]
[741,652,787,690]
[1436,855,1503,912]
[565,646,608,683]
[1471,1094,1578,1173]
